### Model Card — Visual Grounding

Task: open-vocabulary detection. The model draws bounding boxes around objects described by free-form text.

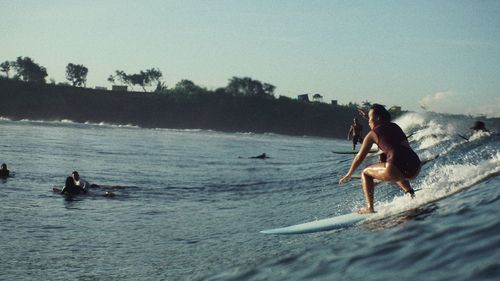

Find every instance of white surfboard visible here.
[260,212,371,235]
[261,175,486,235]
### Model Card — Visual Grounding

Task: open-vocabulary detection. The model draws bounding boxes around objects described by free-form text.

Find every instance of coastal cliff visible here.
[0,79,366,138]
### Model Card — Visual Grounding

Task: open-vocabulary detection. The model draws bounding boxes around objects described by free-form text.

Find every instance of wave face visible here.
[0,113,498,281]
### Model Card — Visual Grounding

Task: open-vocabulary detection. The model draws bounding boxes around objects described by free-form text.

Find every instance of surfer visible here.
[347,118,363,150]
[57,172,115,197]
[339,104,421,214]
[71,171,114,196]
[250,153,269,159]
[0,163,10,178]
[60,176,85,195]
[470,121,489,133]
[71,171,91,192]
[458,121,490,141]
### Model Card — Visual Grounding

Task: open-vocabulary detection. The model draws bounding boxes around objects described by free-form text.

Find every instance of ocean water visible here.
[0,113,499,281]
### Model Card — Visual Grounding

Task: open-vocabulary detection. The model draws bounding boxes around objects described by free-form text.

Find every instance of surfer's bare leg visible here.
[360,162,405,213]
[396,180,415,198]
[360,173,375,213]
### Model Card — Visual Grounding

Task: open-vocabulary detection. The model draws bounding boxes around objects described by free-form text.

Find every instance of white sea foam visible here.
[468,130,491,141]
[83,121,139,128]
[394,112,427,133]
[371,151,500,219]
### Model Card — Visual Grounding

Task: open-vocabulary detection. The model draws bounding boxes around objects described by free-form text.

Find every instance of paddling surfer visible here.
[347,118,363,150]
[250,153,269,159]
[58,172,114,197]
[339,104,421,214]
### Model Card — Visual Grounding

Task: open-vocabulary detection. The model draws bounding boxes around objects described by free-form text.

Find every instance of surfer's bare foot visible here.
[357,207,375,214]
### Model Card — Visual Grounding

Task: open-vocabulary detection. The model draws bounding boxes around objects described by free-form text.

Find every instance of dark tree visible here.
[226,77,275,97]
[174,79,204,95]
[65,63,88,87]
[263,83,276,96]
[0,61,11,78]
[113,70,129,86]
[107,75,115,85]
[144,68,162,87]
[12,56,48,83]
[111,68,163,92]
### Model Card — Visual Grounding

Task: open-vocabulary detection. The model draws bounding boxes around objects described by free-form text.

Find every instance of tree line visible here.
[0,56,409,138]
[0,56,282,99]
[0,57,89,87]
[0,55,403,116]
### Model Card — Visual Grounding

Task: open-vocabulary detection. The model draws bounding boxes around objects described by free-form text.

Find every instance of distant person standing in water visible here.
[0,163,10,178]
[347,118,363,150]
[339,104,421,214]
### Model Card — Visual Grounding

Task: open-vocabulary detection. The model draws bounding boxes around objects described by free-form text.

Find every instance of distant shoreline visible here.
[0,79,376,139]
[1,79,498,139]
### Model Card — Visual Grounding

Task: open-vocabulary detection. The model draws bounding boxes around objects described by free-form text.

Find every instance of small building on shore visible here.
[112,85,128,92]
[297,94,309,102]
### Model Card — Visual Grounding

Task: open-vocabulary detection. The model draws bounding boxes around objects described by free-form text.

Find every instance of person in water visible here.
[250,153,269,159]
[0,163,10,178]
[347,118,364,150]
[58,172,114,197]
[339,104,421,214]
[71,171,90,192]
[60,176,85,195]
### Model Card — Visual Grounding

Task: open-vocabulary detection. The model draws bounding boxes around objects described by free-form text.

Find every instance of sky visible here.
[2,0,500,117]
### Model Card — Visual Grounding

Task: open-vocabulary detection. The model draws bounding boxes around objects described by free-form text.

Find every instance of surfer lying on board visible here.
[339,104,421,214]
[250,153,269,159]
[347,118,364,150]
[57,173,115,197]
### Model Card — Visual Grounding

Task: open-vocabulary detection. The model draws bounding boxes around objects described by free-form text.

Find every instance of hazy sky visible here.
[2,0,500,116]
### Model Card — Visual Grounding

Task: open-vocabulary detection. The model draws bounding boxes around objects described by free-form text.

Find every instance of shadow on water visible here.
[362,203,439,230]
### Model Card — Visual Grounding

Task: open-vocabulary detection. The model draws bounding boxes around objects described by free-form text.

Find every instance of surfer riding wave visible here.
[339,104,421,214]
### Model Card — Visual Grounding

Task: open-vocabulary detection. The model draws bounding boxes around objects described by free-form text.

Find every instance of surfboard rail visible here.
[260,212,371,235]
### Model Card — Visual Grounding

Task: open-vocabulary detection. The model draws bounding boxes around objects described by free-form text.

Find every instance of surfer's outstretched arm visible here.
[339,132,376,184]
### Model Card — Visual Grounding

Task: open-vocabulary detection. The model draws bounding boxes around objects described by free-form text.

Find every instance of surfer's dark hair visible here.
[370,104,391,121]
